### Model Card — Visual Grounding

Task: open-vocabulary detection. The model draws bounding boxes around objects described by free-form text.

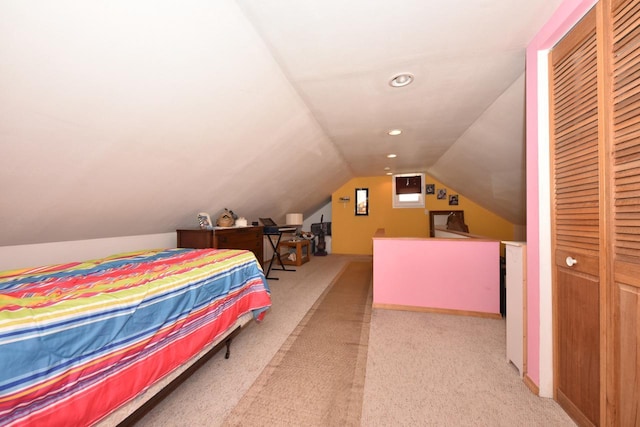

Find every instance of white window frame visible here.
[392,173,425,208]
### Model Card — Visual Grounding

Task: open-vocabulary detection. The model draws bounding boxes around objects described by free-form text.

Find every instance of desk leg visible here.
[265,233,296,280]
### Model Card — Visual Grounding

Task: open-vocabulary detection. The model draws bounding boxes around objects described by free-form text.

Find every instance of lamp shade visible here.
[286,213,303,226]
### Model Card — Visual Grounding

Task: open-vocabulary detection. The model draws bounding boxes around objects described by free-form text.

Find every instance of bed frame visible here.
[99,312,253,426]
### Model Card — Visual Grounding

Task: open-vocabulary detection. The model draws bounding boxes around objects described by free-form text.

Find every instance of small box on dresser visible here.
[177,227,264,267]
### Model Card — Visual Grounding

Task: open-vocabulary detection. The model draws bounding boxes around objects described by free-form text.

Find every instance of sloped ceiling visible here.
[0,0,561,246]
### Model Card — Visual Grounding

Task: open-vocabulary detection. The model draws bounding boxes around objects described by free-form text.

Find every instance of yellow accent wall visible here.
[331,175,515,255]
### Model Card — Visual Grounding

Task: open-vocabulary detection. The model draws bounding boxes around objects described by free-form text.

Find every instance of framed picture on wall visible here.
[437,188,447,199]
[425,184,435,194]
[449,194,459,205]
[355,188,369,216]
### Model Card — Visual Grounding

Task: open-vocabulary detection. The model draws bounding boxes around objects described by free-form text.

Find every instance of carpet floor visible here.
[223,261,373,426]
[134,255,574,426]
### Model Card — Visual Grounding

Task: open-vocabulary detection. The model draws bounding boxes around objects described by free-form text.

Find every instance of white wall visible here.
[0,0,351,247]
[0,233,175,271]
[0,200,333,271]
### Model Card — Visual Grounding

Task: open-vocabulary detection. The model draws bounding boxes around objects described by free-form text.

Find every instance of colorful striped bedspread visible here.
[0,248,271,426]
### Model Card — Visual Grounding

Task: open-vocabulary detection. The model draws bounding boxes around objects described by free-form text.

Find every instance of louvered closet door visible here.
[610,0,640,424]
[549,8,601,426]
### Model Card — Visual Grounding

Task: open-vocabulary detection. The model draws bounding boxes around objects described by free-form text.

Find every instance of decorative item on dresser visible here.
[177,226,264,266]
[216,208,236,227]
[197,212,213,230]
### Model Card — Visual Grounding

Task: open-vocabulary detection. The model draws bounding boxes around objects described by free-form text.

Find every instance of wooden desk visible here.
[277,239,310,266]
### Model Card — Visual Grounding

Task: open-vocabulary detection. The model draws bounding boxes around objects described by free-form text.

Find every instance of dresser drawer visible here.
[217,227,264,266]
[177,227,263,266]
[176,229,213,249]
[217,237,260,250]
[216,231,262,245]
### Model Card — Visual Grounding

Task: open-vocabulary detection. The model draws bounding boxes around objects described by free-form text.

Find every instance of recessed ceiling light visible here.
[386,172,393,176]
[384,166,391,171]
[387,154,397,158]
[389,73,414,88]
[388,129,402,136]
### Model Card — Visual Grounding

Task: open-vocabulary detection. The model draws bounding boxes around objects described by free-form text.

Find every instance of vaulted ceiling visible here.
[0,0,563,246]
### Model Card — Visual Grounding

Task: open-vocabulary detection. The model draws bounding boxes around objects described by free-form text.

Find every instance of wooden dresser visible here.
[176,227,264,266]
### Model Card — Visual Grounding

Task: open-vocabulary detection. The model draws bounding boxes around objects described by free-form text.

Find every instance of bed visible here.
[0,248,271,426]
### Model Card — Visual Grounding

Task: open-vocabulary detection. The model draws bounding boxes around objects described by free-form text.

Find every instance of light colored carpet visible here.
[362,309,575,426]
[223,261,372,426]
[134,255,575,426]
[134,255,356,427]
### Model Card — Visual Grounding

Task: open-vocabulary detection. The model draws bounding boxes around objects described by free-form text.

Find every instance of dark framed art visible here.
[355,188,369,216]
[425,184,435,194]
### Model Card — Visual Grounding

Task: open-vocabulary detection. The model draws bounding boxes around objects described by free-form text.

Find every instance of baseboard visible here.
[372,303,502,319]
[557,388,595,427]
[523,374,539,395]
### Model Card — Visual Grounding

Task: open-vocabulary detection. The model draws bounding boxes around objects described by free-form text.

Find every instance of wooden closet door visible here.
[609,0,640,424]
[549,8,601,426]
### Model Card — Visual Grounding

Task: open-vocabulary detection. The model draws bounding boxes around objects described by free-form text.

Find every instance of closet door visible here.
[549,8,601,426]
[610,0,640,424]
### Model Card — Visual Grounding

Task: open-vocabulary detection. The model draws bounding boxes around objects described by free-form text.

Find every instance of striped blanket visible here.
[0,248,271,426]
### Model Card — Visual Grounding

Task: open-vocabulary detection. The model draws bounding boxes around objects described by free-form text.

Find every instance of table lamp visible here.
[285,213,303,225]
[285,213,303,235]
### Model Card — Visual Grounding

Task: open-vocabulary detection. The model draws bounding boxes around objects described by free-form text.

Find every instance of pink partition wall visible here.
[373,237,500,315]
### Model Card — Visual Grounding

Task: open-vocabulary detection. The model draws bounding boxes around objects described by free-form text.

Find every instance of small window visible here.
[392,173,425,208]
[395,175,421,194]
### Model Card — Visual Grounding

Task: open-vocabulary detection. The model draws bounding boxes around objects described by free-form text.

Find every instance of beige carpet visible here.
[134,255,574,426]
[223,261,373,427]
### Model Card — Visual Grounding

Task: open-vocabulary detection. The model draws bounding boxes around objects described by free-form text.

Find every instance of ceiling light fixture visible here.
[387,154,397,158]
[388,129,402,136]
[384,166,391,171]
[389,73,414,88]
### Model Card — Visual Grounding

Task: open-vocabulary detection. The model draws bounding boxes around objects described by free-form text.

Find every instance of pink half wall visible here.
[525,0,598,391]
[373,237,500,315]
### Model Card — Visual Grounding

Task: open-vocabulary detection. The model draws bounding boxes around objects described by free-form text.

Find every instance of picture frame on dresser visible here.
[197,212,213,230]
